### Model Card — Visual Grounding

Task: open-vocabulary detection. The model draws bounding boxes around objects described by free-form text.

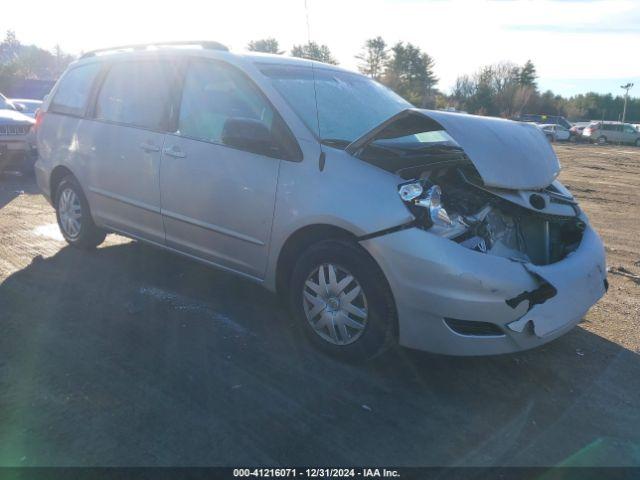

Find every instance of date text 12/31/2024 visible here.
[233,469,400,478]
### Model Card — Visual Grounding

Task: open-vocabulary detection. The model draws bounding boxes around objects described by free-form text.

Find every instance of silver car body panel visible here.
[361,220,606,355]
[35,48,606,356]
[347,108,561,190]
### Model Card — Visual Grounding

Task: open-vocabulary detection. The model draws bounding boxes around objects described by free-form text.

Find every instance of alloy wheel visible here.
[303,263,368,345]
[58,188,82,239]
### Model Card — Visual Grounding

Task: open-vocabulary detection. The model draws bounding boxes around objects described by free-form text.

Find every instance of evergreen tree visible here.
[291,41,337,65]
[247,38,283,54]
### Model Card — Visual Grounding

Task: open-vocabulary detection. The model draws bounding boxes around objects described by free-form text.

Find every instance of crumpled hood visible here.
[0,108,35,126]
[347,109,561,190]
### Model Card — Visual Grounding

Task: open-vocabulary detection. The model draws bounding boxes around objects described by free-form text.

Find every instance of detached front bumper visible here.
[361,224,607,355]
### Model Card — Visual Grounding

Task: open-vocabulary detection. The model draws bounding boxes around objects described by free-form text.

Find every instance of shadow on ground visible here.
[0,241,639,467]
[0,173,40,210]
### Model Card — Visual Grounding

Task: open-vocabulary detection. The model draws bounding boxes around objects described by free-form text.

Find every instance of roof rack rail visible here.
[80,40,228,59]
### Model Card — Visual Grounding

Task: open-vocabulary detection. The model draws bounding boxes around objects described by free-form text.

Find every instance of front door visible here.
[160,59,285,279]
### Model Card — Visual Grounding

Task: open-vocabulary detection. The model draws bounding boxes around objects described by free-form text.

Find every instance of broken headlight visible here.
[415,185,452,227]
[398,181,466,237]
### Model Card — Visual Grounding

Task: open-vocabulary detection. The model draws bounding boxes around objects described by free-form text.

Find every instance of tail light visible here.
[34,109,44,131]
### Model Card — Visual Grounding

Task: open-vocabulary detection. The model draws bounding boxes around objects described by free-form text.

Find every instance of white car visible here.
[538,123,571,142]
[9,98,43,119]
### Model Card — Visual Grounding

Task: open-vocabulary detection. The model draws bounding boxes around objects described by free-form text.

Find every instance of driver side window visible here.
[177,61,274,146]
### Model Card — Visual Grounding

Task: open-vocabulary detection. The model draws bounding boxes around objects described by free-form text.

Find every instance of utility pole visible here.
[620,82,634,124]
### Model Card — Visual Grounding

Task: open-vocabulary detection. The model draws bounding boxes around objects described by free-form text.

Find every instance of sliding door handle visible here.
[140,142,161,152]
[163,146,186,158]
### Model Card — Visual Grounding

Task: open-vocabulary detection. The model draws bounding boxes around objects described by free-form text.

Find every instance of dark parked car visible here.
[517,114,572,130]
[0,92,37,174]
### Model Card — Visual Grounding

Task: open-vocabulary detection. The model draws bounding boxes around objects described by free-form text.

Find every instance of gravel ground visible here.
[0,144,638,467]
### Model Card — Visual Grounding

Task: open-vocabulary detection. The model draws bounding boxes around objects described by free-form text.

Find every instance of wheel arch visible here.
[274,223,398,333]
[49,165,76,201]
[275,224,356,297]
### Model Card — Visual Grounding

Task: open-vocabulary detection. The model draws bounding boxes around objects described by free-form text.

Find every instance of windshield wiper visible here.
[321,138,352,149]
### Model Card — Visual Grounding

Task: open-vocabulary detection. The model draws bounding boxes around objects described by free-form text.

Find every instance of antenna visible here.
[303,0,325,170]
[304,0,312,44]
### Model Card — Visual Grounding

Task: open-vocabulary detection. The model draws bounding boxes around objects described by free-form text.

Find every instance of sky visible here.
[3,0,639,97]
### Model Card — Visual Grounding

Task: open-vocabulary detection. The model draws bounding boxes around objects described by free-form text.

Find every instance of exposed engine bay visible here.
[398,163,585,265]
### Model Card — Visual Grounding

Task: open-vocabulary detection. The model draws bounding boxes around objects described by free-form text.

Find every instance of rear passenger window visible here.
[50,63,102,116]
[95,61,173,131]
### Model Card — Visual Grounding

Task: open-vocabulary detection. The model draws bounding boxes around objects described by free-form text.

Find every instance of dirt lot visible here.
[0,144,639,467]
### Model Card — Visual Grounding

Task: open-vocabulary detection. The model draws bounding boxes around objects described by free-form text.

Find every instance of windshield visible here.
[260,64,411,144]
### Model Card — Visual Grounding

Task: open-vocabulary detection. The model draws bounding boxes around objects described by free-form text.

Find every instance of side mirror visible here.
[13,102,25,112]
[221,117,278,157]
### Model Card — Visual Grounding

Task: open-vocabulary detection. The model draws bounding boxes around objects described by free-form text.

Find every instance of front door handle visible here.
[163,146,186,158]
[140,141,161,152]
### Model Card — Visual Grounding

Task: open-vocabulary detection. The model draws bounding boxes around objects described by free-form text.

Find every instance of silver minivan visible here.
[35,42,607,358]
[582,121,640,145]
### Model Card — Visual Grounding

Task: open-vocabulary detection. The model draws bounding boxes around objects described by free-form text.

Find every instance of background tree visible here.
[450,60,540,116]
[355,36,388,81]
[291,41,337,64]
[247,38,283,54]
[382,42,438,107]
[518,60,538,89]
[0,30,75,92]
[291,42,338,65]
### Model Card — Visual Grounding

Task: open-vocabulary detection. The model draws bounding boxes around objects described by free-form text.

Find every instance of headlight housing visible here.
[398,181,466,237]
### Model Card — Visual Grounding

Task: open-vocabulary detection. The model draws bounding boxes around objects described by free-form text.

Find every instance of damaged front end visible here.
[350,109,607,351]
[396,166,585,266]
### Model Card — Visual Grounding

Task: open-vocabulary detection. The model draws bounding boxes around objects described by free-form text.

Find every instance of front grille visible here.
[0,124,31,136]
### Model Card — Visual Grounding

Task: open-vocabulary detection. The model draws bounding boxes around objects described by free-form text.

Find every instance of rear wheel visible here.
[288,240,396,360]
[55,176,106,249]
[635,138,640,147]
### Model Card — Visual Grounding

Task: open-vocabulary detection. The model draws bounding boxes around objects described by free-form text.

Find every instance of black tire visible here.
[288,239,396,360]
[597,136,607,145]
[635,138,640,147]
[55,175,106,249]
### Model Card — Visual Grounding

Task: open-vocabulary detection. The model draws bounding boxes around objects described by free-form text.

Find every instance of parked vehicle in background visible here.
[569,122,589,142]
[538,123,571,142]
[0,92,37,174]
[9,98,43,118]
[35,42,607,359]
[517,113,572,130]
[582,121,640,146]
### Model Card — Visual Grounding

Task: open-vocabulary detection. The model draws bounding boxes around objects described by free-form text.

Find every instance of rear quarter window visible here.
[50,63,102,117]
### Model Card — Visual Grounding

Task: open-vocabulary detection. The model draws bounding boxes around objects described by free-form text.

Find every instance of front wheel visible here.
[55,175,106,249]
[288,240,396,360]
[597,136,607,145]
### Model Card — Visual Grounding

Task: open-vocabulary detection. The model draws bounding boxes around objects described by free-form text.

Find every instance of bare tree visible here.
[355,36,388,80]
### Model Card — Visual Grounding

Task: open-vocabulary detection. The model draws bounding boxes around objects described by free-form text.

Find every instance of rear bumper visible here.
[361,223,607,355]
